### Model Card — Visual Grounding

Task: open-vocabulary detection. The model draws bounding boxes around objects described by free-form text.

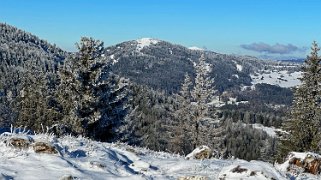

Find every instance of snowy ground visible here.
[0,131,320,180]
[251,70,302,88]
[251,123,288,137]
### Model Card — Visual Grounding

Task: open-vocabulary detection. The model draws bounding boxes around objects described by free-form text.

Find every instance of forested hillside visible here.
[0,23,303,161]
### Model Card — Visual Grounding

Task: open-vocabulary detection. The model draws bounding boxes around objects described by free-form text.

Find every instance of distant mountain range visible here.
[105,37,302,93]
[0,23,302,125]
[0,22,304,161]
[278,58,305,63]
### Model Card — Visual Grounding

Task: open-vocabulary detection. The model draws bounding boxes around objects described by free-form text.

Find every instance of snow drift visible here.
[0,131,320,179]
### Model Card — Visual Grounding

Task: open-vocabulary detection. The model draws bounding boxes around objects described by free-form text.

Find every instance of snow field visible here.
[0,132,320,179]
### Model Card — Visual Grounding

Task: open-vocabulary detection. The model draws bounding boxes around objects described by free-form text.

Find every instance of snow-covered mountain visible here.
[1,131,319,180]
[107,37,302,93]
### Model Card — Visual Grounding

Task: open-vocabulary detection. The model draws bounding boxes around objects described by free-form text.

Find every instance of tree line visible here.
[277,41,321,161]
[2,33,314,161]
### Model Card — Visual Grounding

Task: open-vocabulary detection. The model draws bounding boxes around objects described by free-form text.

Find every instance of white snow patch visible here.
[233,74,239,79]
[110,54,119,64]
[188,46,204,51]
[241,85,255,91]
[226,97,248,105]
[205,62,211,72]
[136,38,159,51]
[236,64,243,72]
[251,70,302,88]
[233,61,243,72]
[251,123,287,137]
[209,96,225,107]
[129,160,151,172]
[209,96,248,107]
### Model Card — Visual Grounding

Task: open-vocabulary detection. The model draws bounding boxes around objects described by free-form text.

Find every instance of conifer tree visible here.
[14,61,50,130]
[57,37,128,141]
[0,62,18,127]
[174,54,219,151]
[171,73,194,153]
[191,54,216,148]
[278,41,321,160]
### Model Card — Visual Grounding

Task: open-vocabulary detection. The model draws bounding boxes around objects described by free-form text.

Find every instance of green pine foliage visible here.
[278,41,321,161]
[173,53,225,154]
[57,37,128,141]
[13,60,60,131]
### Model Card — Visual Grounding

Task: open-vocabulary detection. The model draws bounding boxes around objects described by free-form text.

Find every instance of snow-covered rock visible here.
[8,137,32,149]
[218,160,286,180]
[276,152,321,178]
[33,141,57,154]
[186,145,212,160]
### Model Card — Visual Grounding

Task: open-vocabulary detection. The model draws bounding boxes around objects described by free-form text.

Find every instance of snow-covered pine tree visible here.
[171,73,194,153]
[0,62,19,127]
[122,84,175,152]
[191,54,216,148]
[174,53,223,153]
[10,58,60,132]
[57,37,128,141]
[278,41,321,160]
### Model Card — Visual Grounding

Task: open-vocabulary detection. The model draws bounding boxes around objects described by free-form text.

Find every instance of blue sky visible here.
[1,0,320,59]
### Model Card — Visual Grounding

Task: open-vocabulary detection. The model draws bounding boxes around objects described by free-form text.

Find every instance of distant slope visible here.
[103,38,302,131]
[0,23,66,67]
[106,38,301,94]
[0,23,302,128]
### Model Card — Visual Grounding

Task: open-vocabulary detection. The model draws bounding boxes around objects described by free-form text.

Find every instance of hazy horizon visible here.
[1,0,320,59]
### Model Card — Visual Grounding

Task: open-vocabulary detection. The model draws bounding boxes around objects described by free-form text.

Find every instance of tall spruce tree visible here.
[278,41,321,160]
[57,37,128,141]
[175,54,221,151]
[171,73,194,153]
[191,54,216,148]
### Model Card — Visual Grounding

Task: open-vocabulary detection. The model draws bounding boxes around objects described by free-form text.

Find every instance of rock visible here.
[186,146,212,160]
[177,176,208,180]
[33,142,57,154]
[287,152,321,175]
[59,175,77,180]
[231,165,248,173]
[8,137,30,149]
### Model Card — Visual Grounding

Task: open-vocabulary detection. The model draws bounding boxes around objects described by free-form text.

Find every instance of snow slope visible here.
[251,70,302,88]
[0,131,319,180]
[188,46,204,51]
[136,38,159,51]
[251,123,287,137]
